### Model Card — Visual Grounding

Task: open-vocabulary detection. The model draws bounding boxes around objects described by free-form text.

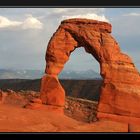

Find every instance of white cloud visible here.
[123,12,140,16]
[61,13,109,23]
[0,16,22,28]
[22,15,43,29]
[0,15,43,29]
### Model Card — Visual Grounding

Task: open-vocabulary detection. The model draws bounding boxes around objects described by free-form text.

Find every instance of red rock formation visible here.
[40,75,65,106]
[40,18,140,124]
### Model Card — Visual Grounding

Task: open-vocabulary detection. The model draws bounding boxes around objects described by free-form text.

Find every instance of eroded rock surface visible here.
[40,75,65,106]
[40,18,140,124]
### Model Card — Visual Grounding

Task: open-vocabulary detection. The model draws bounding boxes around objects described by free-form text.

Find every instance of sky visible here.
[0,8,140,73]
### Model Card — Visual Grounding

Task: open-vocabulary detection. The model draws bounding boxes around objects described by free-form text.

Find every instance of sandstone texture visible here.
[0,91,131,132]
[40,18,140,124]
[0,90,98,122]
[0,103,129,132]
[40,74,65,107]
[0,90,140,132]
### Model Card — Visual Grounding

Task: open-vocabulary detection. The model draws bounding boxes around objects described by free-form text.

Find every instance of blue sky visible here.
[0,8,139,73]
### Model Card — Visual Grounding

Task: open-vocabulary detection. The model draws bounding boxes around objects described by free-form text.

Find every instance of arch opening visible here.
[58,47,102,101]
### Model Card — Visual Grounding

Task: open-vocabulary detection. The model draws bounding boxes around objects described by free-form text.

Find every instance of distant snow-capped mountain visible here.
[0,69,44,79]
[58,69,101,79]
[0,69,101,79]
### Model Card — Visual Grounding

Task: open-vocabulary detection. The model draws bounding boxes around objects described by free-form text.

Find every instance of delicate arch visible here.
[40,18,140,123]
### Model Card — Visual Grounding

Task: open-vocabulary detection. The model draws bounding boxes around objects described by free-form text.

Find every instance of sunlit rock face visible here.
[40,18,140,123]
[40,75,65,107]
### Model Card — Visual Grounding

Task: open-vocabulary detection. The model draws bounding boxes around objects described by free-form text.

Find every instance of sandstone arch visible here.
[40,18,140,123]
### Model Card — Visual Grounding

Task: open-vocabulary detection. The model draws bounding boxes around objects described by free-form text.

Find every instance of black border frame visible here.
[0,0,140,139]
[0,132,140,139]
[0,0,140,6]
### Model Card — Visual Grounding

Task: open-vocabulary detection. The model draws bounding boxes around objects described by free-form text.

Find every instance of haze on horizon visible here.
[0,8,140,73]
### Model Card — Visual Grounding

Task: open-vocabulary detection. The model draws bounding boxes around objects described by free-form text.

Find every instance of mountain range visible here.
[0,69,101,79]
[58,69,101,79]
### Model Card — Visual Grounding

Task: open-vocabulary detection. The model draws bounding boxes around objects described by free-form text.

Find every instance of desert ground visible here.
[0,80,140,132]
